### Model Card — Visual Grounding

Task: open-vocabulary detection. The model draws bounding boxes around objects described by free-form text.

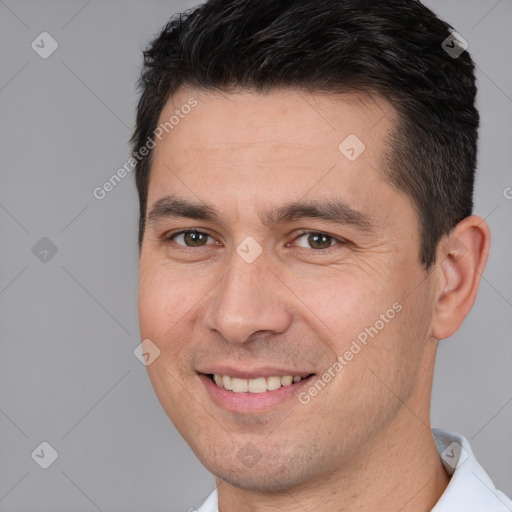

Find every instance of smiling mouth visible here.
[206,373,316,393]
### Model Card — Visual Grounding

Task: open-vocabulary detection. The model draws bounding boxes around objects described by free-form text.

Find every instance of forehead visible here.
[147,87,412,232]
[156,87,393,156]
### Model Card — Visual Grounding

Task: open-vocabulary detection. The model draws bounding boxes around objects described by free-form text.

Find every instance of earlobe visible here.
[431,216,491,340]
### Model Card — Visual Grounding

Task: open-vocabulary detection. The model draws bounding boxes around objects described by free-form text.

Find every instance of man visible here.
[132,0,512,510]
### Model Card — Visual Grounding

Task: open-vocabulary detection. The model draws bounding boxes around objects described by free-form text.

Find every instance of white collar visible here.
[197,429,512,511]
[430,427,511,511]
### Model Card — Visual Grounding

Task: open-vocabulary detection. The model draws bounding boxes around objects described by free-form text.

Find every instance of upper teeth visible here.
[213,374,303,393]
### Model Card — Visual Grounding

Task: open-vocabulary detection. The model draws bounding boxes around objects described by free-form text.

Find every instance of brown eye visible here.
[308,233,333,249]
[170,230,213,247]
[294,231,340,250]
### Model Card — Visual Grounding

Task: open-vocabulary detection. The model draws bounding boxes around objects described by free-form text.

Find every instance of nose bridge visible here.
[204,249,291,343]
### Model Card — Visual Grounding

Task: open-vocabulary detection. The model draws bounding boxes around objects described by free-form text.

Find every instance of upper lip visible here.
[198,366,314,379]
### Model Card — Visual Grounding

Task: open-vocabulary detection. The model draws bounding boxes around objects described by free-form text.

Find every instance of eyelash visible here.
[164,229,346,252]
[293,230,346,250]
[164,229,219,250]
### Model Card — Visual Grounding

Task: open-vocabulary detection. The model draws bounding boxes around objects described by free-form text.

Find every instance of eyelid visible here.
[291,229,347,249]
[165,229,220,246]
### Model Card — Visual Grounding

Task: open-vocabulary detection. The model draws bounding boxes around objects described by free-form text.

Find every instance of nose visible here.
[202,250,293,344]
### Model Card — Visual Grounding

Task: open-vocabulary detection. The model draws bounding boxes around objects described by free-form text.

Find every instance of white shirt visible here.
[197,428,512,511]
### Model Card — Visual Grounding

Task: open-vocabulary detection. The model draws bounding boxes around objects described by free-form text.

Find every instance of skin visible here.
[138,87,490,511]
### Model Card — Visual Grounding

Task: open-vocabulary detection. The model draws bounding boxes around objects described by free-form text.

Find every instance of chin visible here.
[216,466,301,492]
[198,445,320,493]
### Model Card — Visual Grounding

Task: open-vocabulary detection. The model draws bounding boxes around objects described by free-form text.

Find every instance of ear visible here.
[431,215,491,340]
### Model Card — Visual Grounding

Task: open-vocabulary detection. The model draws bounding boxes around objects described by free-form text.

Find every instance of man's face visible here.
[138,88,439,490]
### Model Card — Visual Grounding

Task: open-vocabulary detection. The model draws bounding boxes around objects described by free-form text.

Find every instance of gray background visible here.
[0,0,510,511]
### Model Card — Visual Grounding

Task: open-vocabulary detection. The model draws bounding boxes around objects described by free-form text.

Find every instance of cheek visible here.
[137,262,203,425]
[138,260,200,339]
[285,266,397,352]
[138,270,167,340]
[290,261,430,398]
[354,274,435,409]
[137,259,218,388]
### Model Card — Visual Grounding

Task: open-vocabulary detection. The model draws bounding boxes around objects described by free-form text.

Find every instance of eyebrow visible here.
[148,195,223,225]
[147,194,375,232]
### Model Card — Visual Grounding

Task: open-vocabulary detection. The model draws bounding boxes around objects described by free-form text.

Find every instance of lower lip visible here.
[199,374,315,413]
